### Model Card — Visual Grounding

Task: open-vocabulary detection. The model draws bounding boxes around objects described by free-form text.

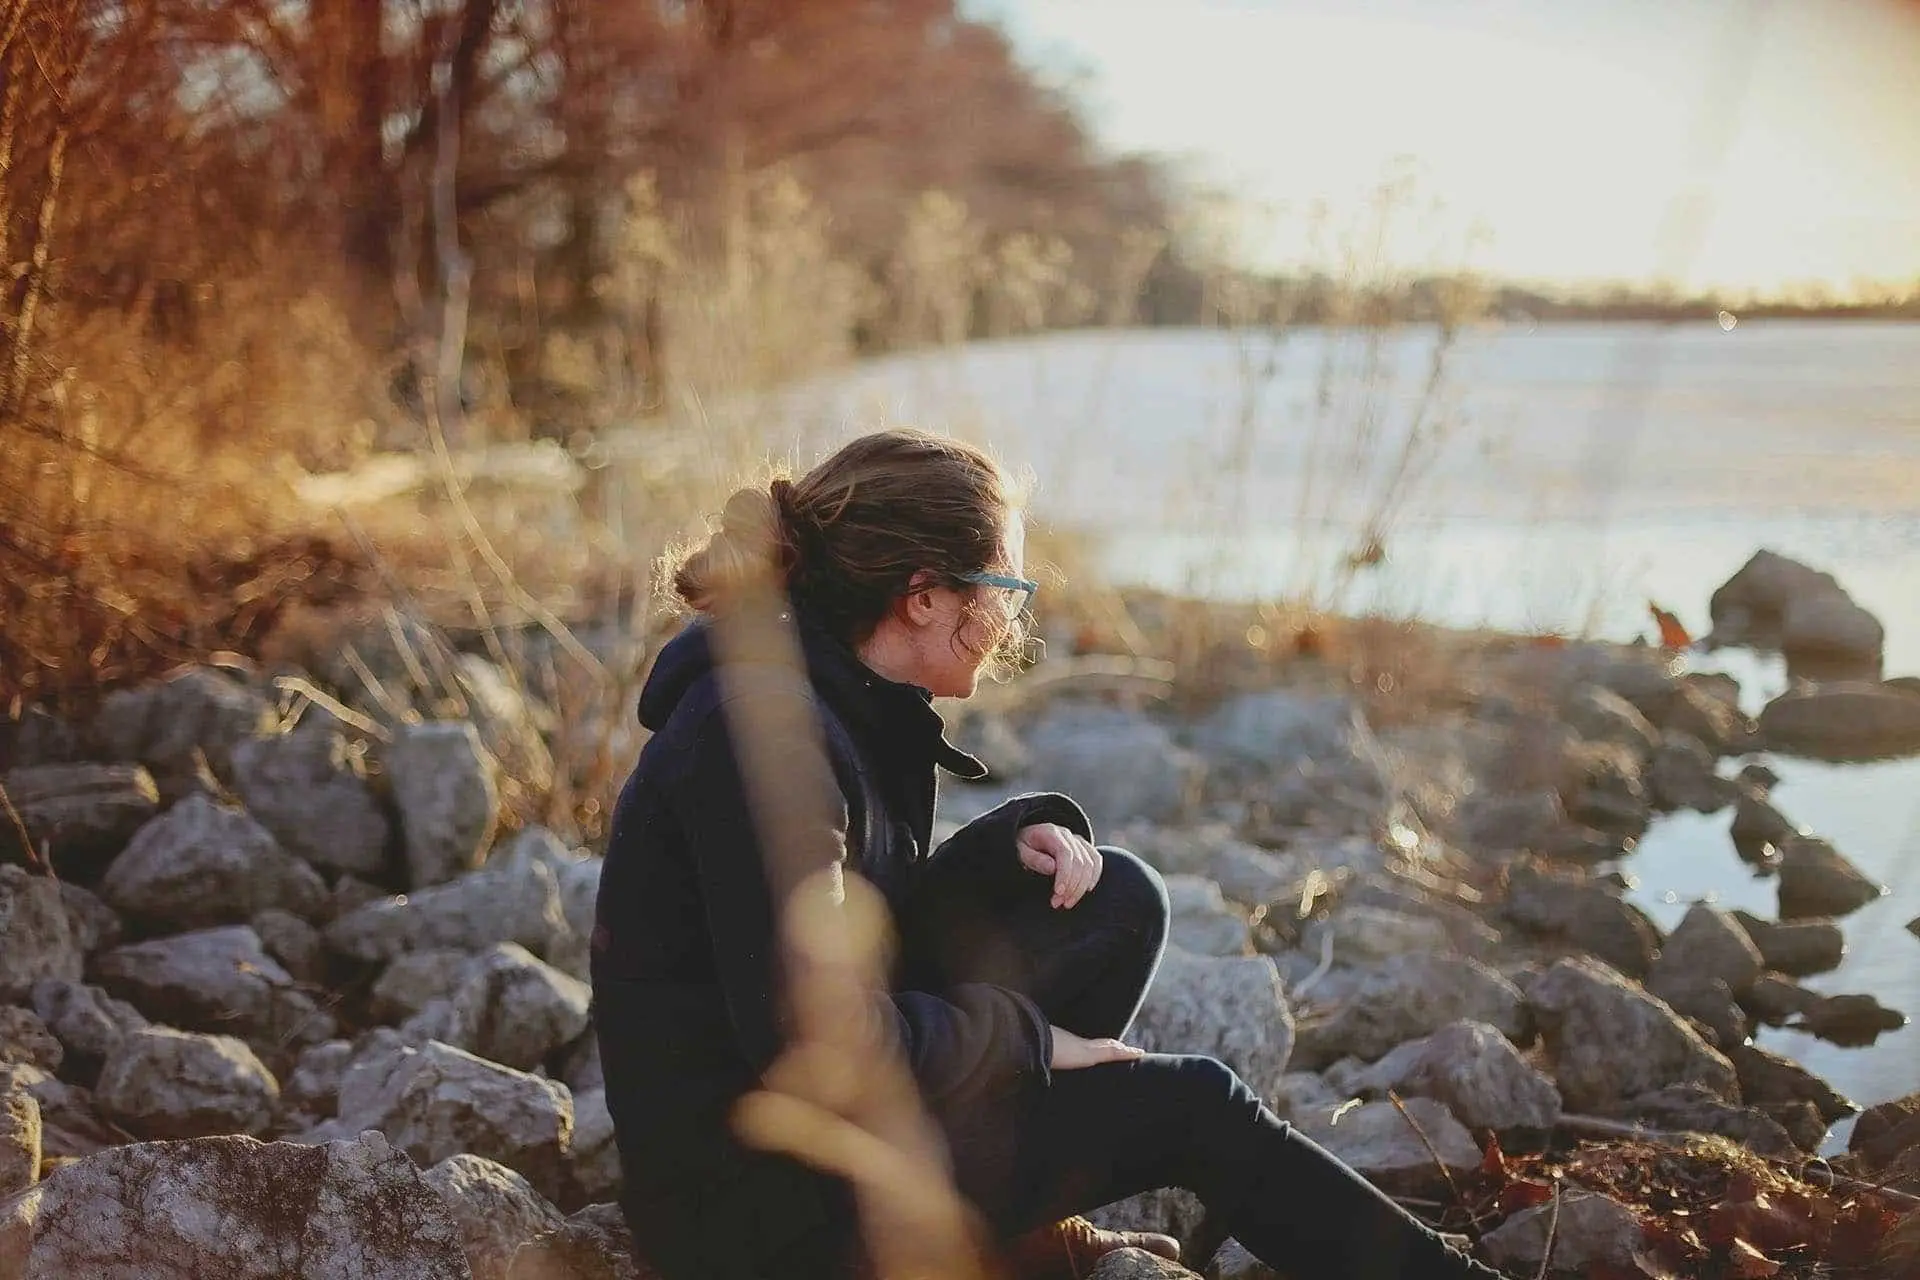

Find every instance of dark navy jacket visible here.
[590,611,1092,1274]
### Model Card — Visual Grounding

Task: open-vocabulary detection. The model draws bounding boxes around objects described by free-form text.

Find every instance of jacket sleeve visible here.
[673,715,1052,1104]
[917,791,1096,904]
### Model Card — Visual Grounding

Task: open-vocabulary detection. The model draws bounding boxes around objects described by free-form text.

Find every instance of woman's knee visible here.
[1092,846,1170,947]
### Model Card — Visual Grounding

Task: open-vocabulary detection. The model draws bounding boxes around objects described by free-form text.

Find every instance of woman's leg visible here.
[999,1054,1509,1280]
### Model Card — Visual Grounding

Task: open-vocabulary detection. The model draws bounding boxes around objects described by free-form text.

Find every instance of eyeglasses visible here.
[957,570,1038,617]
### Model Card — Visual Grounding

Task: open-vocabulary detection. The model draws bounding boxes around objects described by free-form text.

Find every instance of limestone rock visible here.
[93,925,335,1051]
[507,1201,644,1280]
[1482,1191,1643,1276]
[0,864,82,1002]
[1086,1248,1192,1280]
[1022,704,1205,827]
[1705,550,1883,673]
[442,943,593,1071]
[324,845,570,963]
[424,1152,566,1280]
[1328,1021,1561,1130]
[0,763,158,880]
[1731,793,1798,865]
[1648,903,1763,996]
[100,795,327,932]
[1292,1097,1479,1194]
[0,1083,38,1197]
[282,1039,353,1116]
[372,948,479,1023]
[1565,687,1660,757]
[1503,859,1661,977]
[1726,1041,1856,1124]
[251,907,325,983]
[1129,947,1293,1102]
[56,881,119,955]
[0,1007,62,1074]
[568,1087,622,1206]
[1608,1085,1798,1158]
[390,720,501,889]
[1646,734,1736,812]
[95,1026,279,1140]
[229,724,391,877]
[91,667,276,782]
[1525,957,1737,1111]
[1163,875,1252,957]
[1294,953,1526,1070]
[27,980,147,1083]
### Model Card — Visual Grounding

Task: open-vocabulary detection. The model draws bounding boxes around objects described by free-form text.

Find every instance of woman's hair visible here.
[670,429,1022,651]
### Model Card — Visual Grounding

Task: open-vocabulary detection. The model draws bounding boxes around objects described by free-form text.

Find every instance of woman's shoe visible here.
[1003,1215,1182,1279]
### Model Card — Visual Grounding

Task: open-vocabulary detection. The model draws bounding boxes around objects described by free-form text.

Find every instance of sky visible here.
[975,0,1920,293]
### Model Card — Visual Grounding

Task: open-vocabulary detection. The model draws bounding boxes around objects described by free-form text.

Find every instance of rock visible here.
[507,1201,643,1280]
[1608,1085,1799,1158]
[1327,1021,1561,1130]
[1648,903,1763,996]
[1451,789,1619,865]
[0,1129,469,1277]
[0,864,82,1002]
[100,795,327,932]
[390,720,501,889]
[325,1038,574,1203]
[282,1038,353,1115]
[1502,859,1661,977]
[1634,680,1752,753]
[1644,973,1748,1049]
[561,1035,603,1096]
[1209,1239,1280,1280]
[1565,686,1661,756]
[0,1082,39,1197]
[251,907,325,983]
[1646,734,1736,812]
[1776,835,1884,919]
[1726,1041,1855,1124]
[93,924,335,1051]
[0,763,159,879]
[0,1007,62,1075]
[1294,953,1526,1069]
[3,1063,121,1163]
[1525,956,1737,1111]
[1163,875,1252,956]
[1272,1071,1343,1118]
[325,842,570,963]
[1558,741,1649,838]
[947,710,1029,780]
[27,980,146,1083]
[371,948,478,1023]
[442,943,593,1071]
[450,653,558,806]
[1292,1097,1479,1193]
[1794,991,1907,1046]
[1731,793,1798,866]
[229,724,392,877]
[547,853,601,982]
[1481,1191,1643,1276]
[1729,911,1845,976]
[1705,550,1884,672]
[1759,682,1920,761]
[1086,1248,1192,1280]
[95,1026,279,1139]
[1742,972,1821,1025]
[57,881,120,954]
[1022,703,1205,827]
[424,1152,567,1280]
[568,1087,622,1205]
[329,872,386,918]
[1299,906,1450,968]
[1909,914,1919,939]
[1191,690,1362,768]
[1129,947,1293,1101]
[0,707,80,771]
[1849,1092,1920,1173]
[1762,1100,1831,1153]
[1123,825,1315,906]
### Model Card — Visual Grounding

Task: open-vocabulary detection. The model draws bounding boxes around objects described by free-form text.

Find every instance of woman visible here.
[591,429,1509,1279]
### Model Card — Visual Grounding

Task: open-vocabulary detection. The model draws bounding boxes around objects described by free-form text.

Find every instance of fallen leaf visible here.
[1496,1179,1555,1213]
[1725,1238,1780,1278]
[1479,1132,1507,1181]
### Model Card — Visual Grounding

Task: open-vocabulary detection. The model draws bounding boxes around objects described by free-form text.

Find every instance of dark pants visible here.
[926,847,1508,1280]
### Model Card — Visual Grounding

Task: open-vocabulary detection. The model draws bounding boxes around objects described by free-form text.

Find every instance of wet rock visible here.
[1164,875,1252,956]
[95,1026,279,1139]
[0,1081,38,1196]
[0,763,158,880]
[1292,1097,1479,1194]
[1731,794,1797,866]
[57,881,119,954]
[0,1129,469,1277]
[323,1038,574,1204]
[1648,903,1763,996]
[506,1202,643,1280]
[100,795,327,932]
[1644,973,1748,1049]
[371,948,478,1023]
[1565,687,1661,756]
[1762,1100,1831,1153]
[1525,956,1737,1110]
[1705,550,1884,673]
[1729,911,1845,977]
[91,667,278,785]
[1633,679,1752,754]
[1503,859,1661,978]
[1481,1190,1643,1276]
[27,980,146,1084]
[1759,682,1920,761]
[251,907,324,983]
[1738,761,1781,793]
[1726,1041,1855,1124]
[324,842,571,963]
[1324,1020,1561,1130]
[1849,1092,1920,1173]
[424,1151,567,1280]
[1909,914,1919,939]
[0,864,82,1001]
[1294,953,1526,1069]
[282,1038,353,1116]
[1023,703,1205,827]
[1130,947,1293,1101]
[568,1087,622,1206]
[1742,972,1821,1025]
[93,924,335,1051]
[1608,1085,1799,1159]
[1793,991,1907,1046]
[390,719,501,889]
[229,723,392,878]
[1776,835,1884,919]
[1646,734,1736,812]
[442,943,593,1072]
[0,1006,62,1075]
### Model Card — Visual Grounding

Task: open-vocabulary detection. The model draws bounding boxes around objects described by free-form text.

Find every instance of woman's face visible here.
[904,515,1027,699]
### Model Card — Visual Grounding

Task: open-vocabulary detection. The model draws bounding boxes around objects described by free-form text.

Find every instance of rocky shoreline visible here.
[3,549,1918,1277]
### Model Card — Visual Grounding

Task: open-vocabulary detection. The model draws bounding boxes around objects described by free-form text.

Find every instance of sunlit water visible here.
[810,322,1920,1115]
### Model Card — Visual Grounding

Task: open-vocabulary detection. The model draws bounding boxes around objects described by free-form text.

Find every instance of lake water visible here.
[814,321,1920,1117]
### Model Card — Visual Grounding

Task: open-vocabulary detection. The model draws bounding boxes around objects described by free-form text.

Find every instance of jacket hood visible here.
[637,620,718,732]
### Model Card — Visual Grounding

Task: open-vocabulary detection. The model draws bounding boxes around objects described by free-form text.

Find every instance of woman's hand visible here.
[1050,1024,1144,1070]
[1016,823,1103,909]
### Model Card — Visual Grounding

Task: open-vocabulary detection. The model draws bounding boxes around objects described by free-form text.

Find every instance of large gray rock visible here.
[250,907,324,983]
[424,1152,566,1280]
[390,720,501,889]
[1481,1191,1643,1276]
[0,1084,38,1198]
[1327,1021,1561,1130]
[1294,953,1526,1069]
[1190,690,1361,768]
[371,948,479,1023]
[1645,972,1748,1049]
[0,1129,469,1278]
[1299,905,1451,969]
[94,1026,279,1140]
[1163,875,1252,957]
[1525,957,1737,1111]
[1647,902,1763,996]
[1705,550,1884,672]
[507,1201,642,1280]
[325,843,571,963]
[1557,741,1649,839]
[441,944,593,1072]
[281,1038,353,1117]
[1726,1041,1856,1124]
[567,1087,622,1206]
[0,865,82,1003]
[1503,859,1661,977]
[1121,824,1314,905]
[1022,704,1205,827]
[229,724,392,877]
[1759,682,1920,761]
[1794,990,1907,1046]
[28,980,148,1082]
[0,1008,61,1074]
[100,795,327,932]
[1292,1097,1480,1193]
[1776,835,1885,919]
[1609,1085,1799,1158]
[323,1038,574,1204]
[500,830,602,981]
[1730,911,1846,976]
[91,667,277,782]
[1565,686,1660,756]
[1129,947,1293,1101]
[1646,734,1736,812]
[57,881,119,955]
[92,925,335,1051]
[0,763,158,879]
[1731,793,1799,864]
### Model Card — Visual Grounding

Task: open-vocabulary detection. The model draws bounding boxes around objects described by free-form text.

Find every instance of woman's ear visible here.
[902,570,942,627]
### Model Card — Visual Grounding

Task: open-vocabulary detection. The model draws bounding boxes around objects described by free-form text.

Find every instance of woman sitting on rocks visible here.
[591,428,1508,1279]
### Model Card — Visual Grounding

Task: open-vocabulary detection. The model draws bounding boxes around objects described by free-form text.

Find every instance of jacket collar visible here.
[794,609,989,782]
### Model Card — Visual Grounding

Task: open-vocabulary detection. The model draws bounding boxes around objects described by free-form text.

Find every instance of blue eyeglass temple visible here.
[959,571,1038,608]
